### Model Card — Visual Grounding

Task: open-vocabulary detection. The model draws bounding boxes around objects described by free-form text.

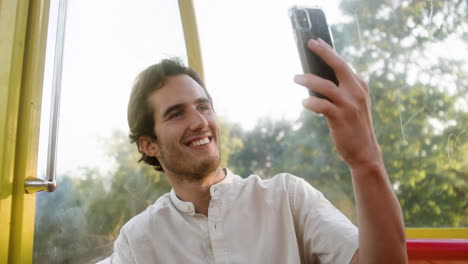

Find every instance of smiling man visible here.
[101,39,407,264]
[132,71,225,217]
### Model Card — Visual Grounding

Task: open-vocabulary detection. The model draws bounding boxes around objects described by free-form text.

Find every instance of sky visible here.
[37,0,467,177]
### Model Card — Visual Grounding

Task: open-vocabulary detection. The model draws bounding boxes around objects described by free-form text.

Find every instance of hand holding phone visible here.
[289,6,338,99]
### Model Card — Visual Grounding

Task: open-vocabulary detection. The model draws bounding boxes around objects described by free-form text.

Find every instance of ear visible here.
[138,136,160,158]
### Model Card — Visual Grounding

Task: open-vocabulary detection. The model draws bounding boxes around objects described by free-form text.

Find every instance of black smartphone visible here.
[289,6,338,98]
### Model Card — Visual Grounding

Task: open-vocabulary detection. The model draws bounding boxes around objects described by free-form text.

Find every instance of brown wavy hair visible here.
[127,58,212,171]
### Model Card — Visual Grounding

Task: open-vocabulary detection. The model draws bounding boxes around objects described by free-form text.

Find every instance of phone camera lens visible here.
[296,10,311,30]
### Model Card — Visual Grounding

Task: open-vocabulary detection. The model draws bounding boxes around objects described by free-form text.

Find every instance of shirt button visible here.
[186,205,191,211]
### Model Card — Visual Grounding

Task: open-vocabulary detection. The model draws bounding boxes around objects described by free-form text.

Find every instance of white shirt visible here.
[100,169,358,264]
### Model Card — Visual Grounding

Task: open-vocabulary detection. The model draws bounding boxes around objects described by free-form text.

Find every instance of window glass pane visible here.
[193,0,467,228]
[34,1,186,262]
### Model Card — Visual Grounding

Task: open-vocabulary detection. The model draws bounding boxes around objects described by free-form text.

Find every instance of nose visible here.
[189,110,209,131]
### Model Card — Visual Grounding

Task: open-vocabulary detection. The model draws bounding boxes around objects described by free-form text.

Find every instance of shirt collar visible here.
[170,189,195,213]
[170,168,235,213]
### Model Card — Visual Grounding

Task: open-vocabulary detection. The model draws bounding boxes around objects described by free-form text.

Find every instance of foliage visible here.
[34,131,171,264]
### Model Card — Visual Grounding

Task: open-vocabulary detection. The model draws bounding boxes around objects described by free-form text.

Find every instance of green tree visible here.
[334,0,467,227]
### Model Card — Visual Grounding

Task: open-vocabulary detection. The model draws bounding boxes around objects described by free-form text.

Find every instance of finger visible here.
[307,39,355,84]
[315,39,370,90]
[294,74,344,104]
[302,95,338,118]
[316,37,334,51]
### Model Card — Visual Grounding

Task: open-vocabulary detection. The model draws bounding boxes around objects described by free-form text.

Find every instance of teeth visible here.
[190,137,210,147]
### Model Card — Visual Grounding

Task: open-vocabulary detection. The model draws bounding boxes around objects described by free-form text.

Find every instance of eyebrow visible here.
[162,97,211,118]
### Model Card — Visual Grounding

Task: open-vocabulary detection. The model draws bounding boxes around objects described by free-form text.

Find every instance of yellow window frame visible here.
[0,0,50,263]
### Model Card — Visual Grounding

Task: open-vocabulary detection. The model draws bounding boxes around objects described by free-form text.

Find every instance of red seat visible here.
[407,239,468,264]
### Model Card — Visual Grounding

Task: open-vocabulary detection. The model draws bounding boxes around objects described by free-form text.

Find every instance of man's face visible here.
[147,74,220,180]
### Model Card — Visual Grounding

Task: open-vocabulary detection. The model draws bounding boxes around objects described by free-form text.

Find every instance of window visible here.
[34,1,186,262]
[34,0,467,262]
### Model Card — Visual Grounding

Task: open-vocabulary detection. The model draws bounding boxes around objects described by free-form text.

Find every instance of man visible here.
[102,39,407,263]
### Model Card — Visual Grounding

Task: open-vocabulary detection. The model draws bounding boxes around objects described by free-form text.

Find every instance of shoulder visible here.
[240,172,326,211]
[109,193,173,262]
[230,171,309,201]
[119,192,172,237]
[238,172,306,191]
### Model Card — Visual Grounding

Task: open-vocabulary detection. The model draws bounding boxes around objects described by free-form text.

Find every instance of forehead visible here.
[148,74,208,116]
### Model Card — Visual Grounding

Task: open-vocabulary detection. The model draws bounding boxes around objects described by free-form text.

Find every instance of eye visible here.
[169,111,183,119]
[198,104,211,112]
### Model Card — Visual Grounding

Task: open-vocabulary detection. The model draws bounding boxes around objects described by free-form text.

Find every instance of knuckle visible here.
[323,107,337,118]
[323,79,337,90]
[332,59,349,73]
[353,86,368,102]
[356,92,367,105]
[352,74,369,92]
[358,79,369,92]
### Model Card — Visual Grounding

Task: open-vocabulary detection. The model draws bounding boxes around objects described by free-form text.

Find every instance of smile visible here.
[188,137,211,147]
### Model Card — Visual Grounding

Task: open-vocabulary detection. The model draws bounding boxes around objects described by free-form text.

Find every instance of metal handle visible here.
[25,0,68,194]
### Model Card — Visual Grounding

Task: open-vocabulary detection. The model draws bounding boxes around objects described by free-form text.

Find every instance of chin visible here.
[195,156,220,174]
[162,151,221,181]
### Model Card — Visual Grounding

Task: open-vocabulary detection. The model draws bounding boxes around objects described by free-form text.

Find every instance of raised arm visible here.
[293,38,407,263]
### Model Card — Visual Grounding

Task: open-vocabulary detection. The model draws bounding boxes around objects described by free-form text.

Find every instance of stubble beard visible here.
[156,138,221,182]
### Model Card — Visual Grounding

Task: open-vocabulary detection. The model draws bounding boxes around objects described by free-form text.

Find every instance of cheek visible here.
[156,125,182,144]
[209,121,221,139]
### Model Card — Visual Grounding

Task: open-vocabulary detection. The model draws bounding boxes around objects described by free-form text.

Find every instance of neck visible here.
[167,166,225,216]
